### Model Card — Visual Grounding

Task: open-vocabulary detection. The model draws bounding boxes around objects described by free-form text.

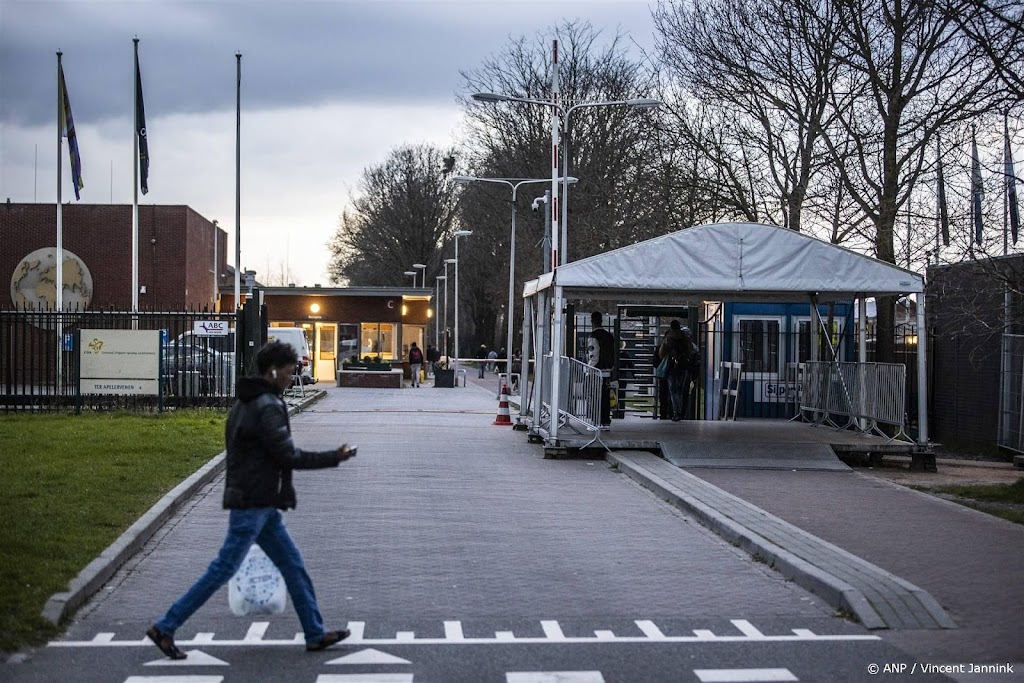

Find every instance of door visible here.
[314,323,337,383]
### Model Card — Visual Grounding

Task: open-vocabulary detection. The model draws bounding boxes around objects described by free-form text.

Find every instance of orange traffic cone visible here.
[493,383,513,426]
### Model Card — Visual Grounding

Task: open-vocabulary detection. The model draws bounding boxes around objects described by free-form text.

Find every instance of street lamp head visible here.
[627,98,662,109]
[445,258,457,264]
[562,176,579,185]
[471,92,510,103]
[454,230,473,237]
[413,263,426,268]
[436,275,447,281]
[403,271,416,276]
[451,175,476,184]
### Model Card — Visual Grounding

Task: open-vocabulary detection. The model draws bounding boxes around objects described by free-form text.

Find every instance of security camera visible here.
[531,196,547,213]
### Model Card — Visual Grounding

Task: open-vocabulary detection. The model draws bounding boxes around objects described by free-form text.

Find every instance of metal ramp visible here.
[659,441,851,471]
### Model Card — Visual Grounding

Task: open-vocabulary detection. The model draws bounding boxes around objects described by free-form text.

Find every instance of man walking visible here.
[146,341,356,659]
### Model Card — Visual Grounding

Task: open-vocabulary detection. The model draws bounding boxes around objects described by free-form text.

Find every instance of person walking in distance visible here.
[146,341,357,659]
[477,344,489,379]
[587,311,616,427]
[408,341,424,387]
[659,320,699,421]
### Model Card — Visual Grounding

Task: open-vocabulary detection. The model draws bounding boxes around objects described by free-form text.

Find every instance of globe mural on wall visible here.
[10,247,94,313]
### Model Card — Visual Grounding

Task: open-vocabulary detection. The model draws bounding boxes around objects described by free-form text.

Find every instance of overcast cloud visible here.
[1,0,657,285]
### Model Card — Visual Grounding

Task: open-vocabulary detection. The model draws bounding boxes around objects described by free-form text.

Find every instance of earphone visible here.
[272,369,278,378]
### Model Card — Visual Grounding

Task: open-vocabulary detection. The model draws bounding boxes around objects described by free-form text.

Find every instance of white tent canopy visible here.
[520,221,929,448]
[523,222,924,302]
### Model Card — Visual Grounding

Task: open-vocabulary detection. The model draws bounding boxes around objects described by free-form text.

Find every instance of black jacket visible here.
[223,376,341,510]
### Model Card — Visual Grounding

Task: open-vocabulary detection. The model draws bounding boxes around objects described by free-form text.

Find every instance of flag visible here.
[58,64,84,200]
[971,129,983,245]
[135,51,149,194]
[936,137,949,246]
[1006,116,1019,244]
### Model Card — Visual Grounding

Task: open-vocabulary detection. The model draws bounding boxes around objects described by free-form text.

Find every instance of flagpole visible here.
[132,38,140,320]
[234,52,241,310]
[56,52,65,391]
[1005,112,1010,257]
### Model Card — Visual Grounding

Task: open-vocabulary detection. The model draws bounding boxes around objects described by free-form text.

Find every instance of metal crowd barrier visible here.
[537,355,608,449]
[800,361,909,441]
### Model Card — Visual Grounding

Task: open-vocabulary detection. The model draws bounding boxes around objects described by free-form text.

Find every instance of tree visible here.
[456,21,664,347]
[326,144,460,286]
[654,0,848,234]
[820,0,1008,360]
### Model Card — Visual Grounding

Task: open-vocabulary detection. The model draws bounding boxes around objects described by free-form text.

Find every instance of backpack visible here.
[410,347,423,363]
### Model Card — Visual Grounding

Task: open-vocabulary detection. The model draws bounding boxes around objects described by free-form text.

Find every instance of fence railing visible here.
[1,307,237,411]
[800,361,910,441]
[537,355,607,448]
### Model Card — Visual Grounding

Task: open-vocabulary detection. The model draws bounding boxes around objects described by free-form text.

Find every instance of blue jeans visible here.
[155,508,326,643]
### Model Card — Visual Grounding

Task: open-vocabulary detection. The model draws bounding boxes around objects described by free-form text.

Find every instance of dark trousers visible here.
[657,377,671,419]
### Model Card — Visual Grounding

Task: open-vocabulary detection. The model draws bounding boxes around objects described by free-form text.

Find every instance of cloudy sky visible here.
[1,0,658,286]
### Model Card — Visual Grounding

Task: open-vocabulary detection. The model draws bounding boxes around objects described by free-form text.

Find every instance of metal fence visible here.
[537,354,607,448]
[999,333,1024,453]
[800,361,910,441]
[1,307,237,411]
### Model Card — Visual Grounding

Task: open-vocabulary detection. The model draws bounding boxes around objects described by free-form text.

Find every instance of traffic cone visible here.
[493,383,513,426]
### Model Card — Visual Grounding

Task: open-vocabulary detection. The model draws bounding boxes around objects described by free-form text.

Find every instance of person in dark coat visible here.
[146,341,356,659]
[659,320,699,421]
[587,311,616,426]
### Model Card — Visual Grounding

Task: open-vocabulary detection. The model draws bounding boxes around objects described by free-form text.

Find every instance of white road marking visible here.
[695,668,798,682]
[125,677,224,683]
[444,621,464,641]
[731,620,767,639]
[506,673,605,683]
[325,648,412,665]
[143,650,229,667]
[634,620,666,639]
[317,675,414,682]
[243,622,268,642]
[50,620,881,647]
[540,621,565,641]
[347,621,366,642]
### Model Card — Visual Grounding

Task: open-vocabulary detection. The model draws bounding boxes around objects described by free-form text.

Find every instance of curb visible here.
[607,451,956,630]
[41,389,326,626]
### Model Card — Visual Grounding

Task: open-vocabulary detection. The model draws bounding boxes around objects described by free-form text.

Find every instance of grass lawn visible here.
[0,410,225,653]
[912,478,1024,525]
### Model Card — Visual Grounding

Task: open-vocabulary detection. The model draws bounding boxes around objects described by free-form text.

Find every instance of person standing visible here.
[408,341,424,387]
[146,341,356,659]
[659,320,699,421]
[586,311,616,427]
[477,344,489,379]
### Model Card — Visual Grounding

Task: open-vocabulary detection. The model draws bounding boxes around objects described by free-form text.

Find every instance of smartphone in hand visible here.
[343,445,357,459]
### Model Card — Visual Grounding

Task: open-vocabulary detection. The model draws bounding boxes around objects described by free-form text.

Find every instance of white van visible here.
[267,327,315,384]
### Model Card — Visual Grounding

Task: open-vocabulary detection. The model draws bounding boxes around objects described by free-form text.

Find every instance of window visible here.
[795,318,845,362]
[736,317,782,374]
[360,323,396,360]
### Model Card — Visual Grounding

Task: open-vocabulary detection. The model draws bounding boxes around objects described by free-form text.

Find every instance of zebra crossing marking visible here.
[325,649,412,665]
[695,668,798,682]
[50,618,880,648]
[506,673,604,682]
[142,650,229,667]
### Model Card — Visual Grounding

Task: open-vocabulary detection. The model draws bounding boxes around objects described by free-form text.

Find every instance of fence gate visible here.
[999,333,1024,453]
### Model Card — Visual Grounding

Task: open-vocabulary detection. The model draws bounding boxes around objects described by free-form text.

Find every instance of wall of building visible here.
[2,202,226,311]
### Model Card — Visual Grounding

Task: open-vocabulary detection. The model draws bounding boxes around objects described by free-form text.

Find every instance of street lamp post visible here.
[403,270,416,287]
[452,175,577,382]
[452,231,472,382]
[412,263,426,288]
[444,258,455,364]
[435,274,446,351]
[471,93,660,267]
[471,89,660,442]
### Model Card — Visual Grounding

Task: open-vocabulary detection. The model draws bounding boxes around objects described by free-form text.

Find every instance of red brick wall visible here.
[2,202,225,311]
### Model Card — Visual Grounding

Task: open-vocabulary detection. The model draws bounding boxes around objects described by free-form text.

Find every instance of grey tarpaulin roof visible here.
[523,222,924,302]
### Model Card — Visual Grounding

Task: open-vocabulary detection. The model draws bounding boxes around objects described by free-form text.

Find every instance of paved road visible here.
[4,384,974,681]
